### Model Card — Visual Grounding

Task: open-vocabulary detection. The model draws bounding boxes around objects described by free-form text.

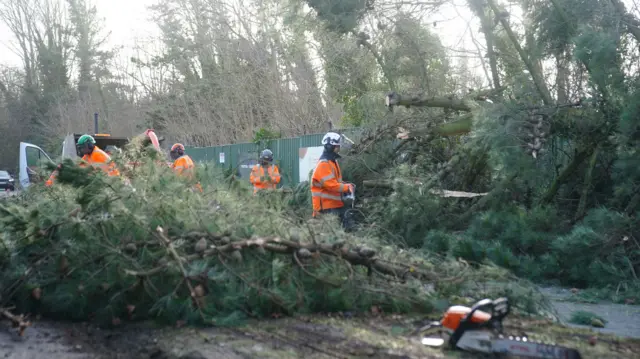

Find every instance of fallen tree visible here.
[0,140,546,331]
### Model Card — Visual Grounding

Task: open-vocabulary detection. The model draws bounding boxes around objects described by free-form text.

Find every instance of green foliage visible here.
[569,310,607,327]
[422,230,454,254]
[253,128,282,145]
[379,14,452,93]
[0,142,547,328]
[429,207,638,301]
[304,0,374,34]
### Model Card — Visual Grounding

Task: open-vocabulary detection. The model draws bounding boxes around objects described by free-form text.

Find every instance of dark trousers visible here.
[319,207,355,232]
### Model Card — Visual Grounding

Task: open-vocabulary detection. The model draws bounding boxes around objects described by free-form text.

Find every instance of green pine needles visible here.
[0,140,543,328]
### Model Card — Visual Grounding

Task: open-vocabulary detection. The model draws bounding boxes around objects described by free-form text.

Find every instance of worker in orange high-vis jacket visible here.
[310,132,354,227]
[249,149,281,194]
[46,134,119,186]
[170,143,203,192]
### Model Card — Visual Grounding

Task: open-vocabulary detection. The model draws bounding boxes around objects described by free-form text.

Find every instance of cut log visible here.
[362,179,488,198]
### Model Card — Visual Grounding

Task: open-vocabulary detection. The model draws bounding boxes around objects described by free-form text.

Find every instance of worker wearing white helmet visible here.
[310,132,354,225]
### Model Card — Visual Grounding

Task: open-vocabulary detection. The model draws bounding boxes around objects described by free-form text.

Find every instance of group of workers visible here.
[44,131,355,226]
[249,131,354,225]
[44,134,198,187]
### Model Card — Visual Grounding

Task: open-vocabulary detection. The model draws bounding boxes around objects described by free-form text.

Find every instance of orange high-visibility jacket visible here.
[45,146,118,187]
[82,146,120,177]
[310,158,349,215]
[249,164,281,193]
[172,155,195,177]
[171,155,202,192]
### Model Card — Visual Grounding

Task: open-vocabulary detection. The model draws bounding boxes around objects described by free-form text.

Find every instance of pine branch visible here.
[124,234,436,282]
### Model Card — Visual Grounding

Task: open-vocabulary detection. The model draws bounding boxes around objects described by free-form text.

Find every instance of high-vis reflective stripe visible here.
[82,147,120,177]
[311,192,342,200]
[250,164,281,193]
[172,155,195,178]
[318,173,335,186]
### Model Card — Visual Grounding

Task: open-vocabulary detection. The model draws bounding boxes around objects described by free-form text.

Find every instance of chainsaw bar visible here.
[467,334,583,359]
[491,336,583,359]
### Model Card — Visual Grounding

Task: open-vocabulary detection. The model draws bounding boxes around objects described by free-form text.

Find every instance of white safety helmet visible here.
[322,132,343,147]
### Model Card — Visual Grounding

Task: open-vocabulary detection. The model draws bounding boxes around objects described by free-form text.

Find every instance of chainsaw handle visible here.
[464,297,509,324]
[449,297,510,348]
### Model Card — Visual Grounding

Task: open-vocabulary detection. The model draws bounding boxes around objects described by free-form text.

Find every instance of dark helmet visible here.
[260,149,273,162]
[170,143,185,160]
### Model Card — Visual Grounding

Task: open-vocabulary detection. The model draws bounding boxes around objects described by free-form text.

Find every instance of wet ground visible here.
[540,287,640,339]
[2,307,640,359]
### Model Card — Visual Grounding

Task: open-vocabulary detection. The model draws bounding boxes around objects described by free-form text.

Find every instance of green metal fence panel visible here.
[211,147,222,168]
[276,137,300,188]
[299,133,323,148]
[185,128,368,185]
[185,147,208,162]
[233,143,259,180]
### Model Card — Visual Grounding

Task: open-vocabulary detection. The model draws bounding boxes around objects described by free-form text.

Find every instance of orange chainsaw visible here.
[418,297,582,359]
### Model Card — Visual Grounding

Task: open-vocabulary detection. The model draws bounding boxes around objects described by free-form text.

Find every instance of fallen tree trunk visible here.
[123,227,437,282]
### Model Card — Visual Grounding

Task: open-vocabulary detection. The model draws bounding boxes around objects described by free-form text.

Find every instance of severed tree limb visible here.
[125,235,436,282]
[362,179,488,198]
[1,308,31,336]
[386,92,477,111]
[386,88,502,138]
[385,88,500,112]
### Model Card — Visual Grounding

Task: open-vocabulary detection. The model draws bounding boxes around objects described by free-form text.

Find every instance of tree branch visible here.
[540,149,592,205]
[486,0,553,105]
[125,234,438,282]
[385,89,499,112]
[575,145,600,221]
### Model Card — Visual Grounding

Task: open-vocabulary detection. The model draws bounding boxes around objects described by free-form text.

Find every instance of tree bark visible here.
[362,179,488,198]
[555,50,569,103]
[386,92,475,111]
[385,88,500,112]
[575,145,600,220]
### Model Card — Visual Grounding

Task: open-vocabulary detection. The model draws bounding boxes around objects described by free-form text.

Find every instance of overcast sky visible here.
[0,1,638,81]
[0,1,485,69]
